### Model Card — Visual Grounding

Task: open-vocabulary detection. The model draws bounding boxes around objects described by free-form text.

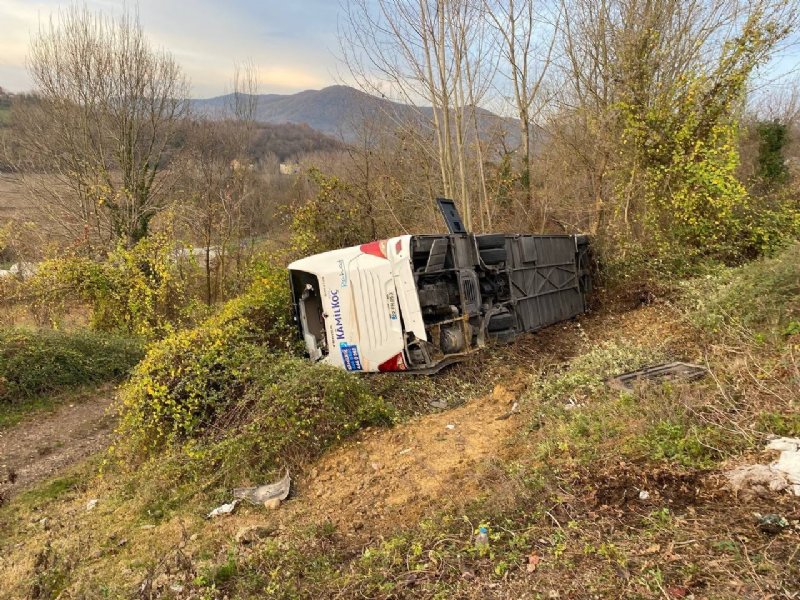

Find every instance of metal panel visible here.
[436,198,467,234]
[506,235,585,334]
[425,238,448,272]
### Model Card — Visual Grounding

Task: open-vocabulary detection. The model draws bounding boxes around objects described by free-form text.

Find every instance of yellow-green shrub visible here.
[117,262,297,452]
[190,355,396,488]
[26,233,197,337]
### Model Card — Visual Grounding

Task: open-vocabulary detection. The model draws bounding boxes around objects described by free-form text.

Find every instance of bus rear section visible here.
[288,236,421,372]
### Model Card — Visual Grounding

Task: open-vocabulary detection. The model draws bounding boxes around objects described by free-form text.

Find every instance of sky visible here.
[1,0,798,102]
[0,0,345,97]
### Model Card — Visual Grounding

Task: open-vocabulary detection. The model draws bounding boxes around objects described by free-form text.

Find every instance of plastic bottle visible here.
[475,526,489,555]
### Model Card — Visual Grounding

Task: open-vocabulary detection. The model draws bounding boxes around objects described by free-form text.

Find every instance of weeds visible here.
[682,242,800,340]
[18,474,82,505]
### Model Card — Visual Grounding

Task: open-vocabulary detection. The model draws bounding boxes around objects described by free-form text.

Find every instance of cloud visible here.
[0,0,341,96]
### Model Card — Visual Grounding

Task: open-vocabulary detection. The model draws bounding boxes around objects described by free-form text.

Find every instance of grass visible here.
[0,327,143,405]
[17,474,83,506]
[682,241,800,340]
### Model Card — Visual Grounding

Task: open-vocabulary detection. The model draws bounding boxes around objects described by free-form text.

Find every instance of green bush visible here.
[0,328,143,403]
[192,355,396,487]
[117,262,299,451]
[683,242,800,337]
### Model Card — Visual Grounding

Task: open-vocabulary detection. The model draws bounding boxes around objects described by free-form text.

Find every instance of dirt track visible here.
[0,386,117,499]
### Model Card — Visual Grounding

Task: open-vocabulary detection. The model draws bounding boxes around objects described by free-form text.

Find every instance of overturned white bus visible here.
[288,200,592,373]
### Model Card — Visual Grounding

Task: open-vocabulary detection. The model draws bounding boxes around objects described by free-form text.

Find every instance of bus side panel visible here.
[507,235,585,333]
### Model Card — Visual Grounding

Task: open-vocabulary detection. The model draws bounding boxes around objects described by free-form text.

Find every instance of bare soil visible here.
[0,385,117,500]
[275,382,524,542]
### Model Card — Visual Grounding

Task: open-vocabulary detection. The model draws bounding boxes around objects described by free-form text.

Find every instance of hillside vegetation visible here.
[1,1,799,599]
[0,243,798,598]
[0,329,142,405]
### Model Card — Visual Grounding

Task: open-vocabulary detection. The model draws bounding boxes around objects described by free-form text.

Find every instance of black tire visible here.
[487,312,514,332]
[476,234,506,250]
[479,247,507,265]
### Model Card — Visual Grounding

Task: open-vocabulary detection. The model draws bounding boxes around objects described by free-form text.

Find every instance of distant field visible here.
[0,173,41,221]
[0,173,78,252]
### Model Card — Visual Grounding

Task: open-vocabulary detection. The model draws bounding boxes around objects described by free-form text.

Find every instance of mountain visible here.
[191,85,519,145]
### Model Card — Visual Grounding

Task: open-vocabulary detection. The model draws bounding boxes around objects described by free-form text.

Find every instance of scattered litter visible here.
[140,524,156,530]
[667,586,689,598]
[169,583,184,593]
[370,462,380,471]
[445,423,456,430]
[725,437,800,498]
[638,490,650,501]
[608,362,708,391]
[398,448,413,455]
[474,526,489,554]
[527,553,541,573]
[85,498,99,511]
[766,437,800,495]
[755,513,789,535]
[206,500,240,519]
[429,399,447,410]
[496,401,520,420]
[117,538,128,547]
[233,471,291,505]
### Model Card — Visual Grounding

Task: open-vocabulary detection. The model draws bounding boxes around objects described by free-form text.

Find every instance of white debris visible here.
[206,500,240,518]
[726,437,800,498]
[638,490,650,500]
[766,437,800,495]
[86,498,99,511]
[496,402,521,420]
[445,423,456,430]
[398,448,413,455]
[233,471,291,505]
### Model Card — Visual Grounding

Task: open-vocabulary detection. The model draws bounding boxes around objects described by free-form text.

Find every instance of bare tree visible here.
[340,0,491,230]
[12,5,188,248]
[484,0,558,224]
[180,61,261,303]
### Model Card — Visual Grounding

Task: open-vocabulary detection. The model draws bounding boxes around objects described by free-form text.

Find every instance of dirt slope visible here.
[0,386,117,499]
[274,383,524,541]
